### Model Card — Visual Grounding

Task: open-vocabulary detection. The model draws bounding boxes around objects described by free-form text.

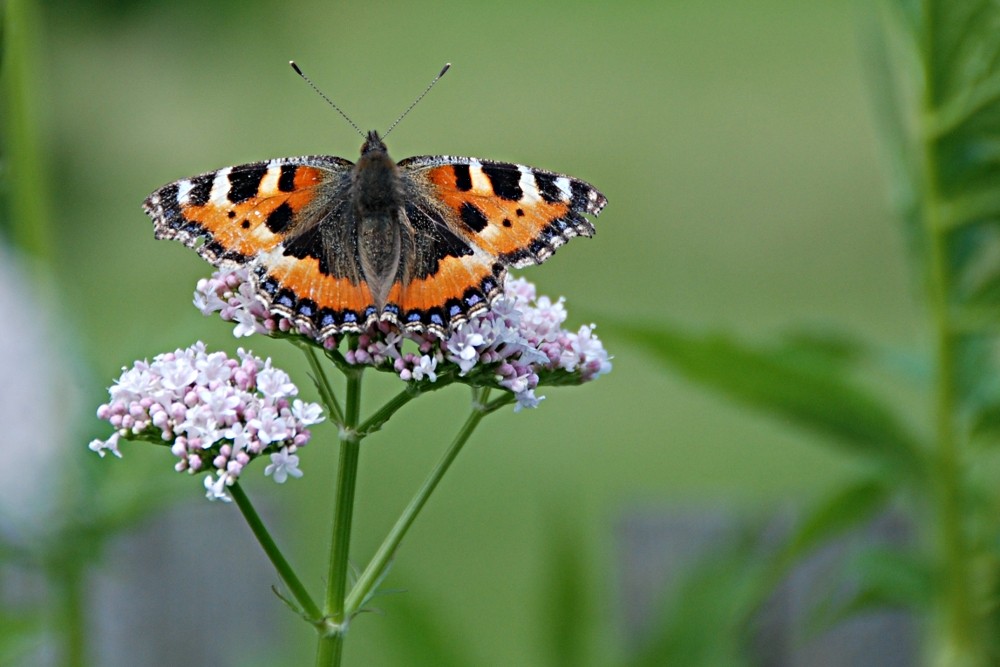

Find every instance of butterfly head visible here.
[361,130,388,156]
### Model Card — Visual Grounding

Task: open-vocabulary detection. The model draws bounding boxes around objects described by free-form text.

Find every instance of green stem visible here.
[917,5,983,664]
[1,0,54,263]
[230,482,322,622]
[53,557,86,667]
[315,369,363,667]
[344,390,494,616]
[356,387,418,437]
[300,344,345,425]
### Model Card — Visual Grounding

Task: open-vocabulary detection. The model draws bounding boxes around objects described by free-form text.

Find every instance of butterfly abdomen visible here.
[351,134,407,309]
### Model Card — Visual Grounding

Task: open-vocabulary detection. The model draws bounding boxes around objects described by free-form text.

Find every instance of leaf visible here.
[773,328,869,371]
[627,534,763,667]
[379,588,472,667]
[808,545,931,634]
[0,608,43,667]
[541,517,592,667]
[615,321,926,476]
[779,477,893,568]
[862,2,923,249]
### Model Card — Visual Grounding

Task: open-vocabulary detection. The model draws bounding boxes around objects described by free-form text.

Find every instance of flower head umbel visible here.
[195,268,612,408]
[90,343,324,501]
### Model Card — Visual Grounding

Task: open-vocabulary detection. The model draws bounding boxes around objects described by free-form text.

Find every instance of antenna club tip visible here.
[440,63,451,77]
[290,61,303,75]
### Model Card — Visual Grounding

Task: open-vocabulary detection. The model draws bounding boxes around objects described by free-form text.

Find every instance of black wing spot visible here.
[482,164,522,201]
[453,164,472,191]
[228,165,268,203]
[266,202,294,234]
[534,171,564,204]
[406,204,474,280]
[278,164,297,192]
[570,180,593,212]
[156,184,179,210]
[502,218,512,228]
[188,174,215,206]
[283,225,330,275]
[459,202,489,233]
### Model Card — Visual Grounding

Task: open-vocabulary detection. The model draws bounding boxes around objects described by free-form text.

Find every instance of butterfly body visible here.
[143,130,606,338]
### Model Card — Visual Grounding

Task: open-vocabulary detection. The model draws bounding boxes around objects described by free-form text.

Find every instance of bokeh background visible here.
[3,0,923,664]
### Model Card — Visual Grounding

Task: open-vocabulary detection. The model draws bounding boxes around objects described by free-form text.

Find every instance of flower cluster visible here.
[195,268,612,410]
[89,342,324,501]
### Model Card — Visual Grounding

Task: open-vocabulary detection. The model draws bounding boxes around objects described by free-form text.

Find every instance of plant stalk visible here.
[315,369,363,667]
[230,482,321,622]
[917,3,984,662]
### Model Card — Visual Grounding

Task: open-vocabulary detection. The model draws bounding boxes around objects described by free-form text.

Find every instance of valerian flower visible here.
[194,268,611,409]
[90,343,323,501]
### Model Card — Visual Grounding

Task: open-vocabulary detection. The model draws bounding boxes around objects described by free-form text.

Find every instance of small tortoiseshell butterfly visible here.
[142,63,607,338]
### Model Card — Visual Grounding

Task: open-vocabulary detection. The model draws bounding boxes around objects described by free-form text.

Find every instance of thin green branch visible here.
[229,482,322,622]
[356,387,419,437]
[484,392,516,414]
[52,557,86,667]
[298,343,344,425]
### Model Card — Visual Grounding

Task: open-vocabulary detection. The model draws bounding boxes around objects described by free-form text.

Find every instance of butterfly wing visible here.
[143,156,387,336]
[388,156,607,332]
[143,153,607,337]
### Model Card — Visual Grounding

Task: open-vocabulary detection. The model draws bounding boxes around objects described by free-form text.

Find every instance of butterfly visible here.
[142,65,607,338]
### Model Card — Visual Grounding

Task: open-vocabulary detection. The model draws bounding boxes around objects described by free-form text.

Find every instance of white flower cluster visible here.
[89,342,324,501]
[195,268,612,410]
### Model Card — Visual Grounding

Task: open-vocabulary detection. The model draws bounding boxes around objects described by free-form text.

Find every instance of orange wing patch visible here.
[143,160,345,267]
[424,163,573,257]
[391,254,497,313]
[263,251,374,315]
[177,165,328,257]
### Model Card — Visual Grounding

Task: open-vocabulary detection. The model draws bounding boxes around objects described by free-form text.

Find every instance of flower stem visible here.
[356,387,418,437]
[316,369,363,667]
[2,0,54,264]
[300,344,345,425]
[229,482,321,622]
[52,556,86,667]
[344,390,492,616]
[917,5,985,662]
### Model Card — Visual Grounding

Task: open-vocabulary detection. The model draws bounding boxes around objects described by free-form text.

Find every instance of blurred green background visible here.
[5,0,923,664]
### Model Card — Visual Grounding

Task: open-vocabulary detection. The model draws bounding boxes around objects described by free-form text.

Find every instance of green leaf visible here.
[779,477,893,567]
[0,608,43,667]
[379,588,473,667]
[541,517,591,667]
[627,532,766,667]
[616,321,926,475]
[862,2,923,251]
[809,545,931,633]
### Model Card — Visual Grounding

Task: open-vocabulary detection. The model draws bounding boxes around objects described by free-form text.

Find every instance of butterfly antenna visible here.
[382,62,451,139]
[289,61,365,139]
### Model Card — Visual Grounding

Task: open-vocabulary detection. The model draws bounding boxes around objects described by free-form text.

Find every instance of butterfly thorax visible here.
[352,130,407,310]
